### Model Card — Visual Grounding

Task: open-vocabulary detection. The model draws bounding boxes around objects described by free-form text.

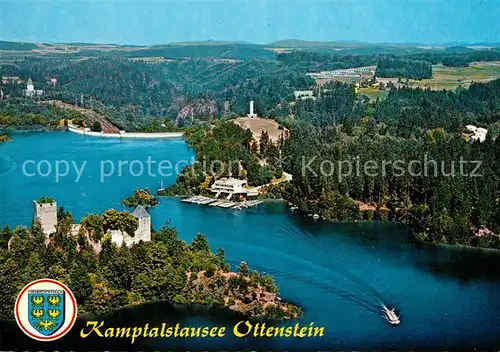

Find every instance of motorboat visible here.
[382,306,400,325]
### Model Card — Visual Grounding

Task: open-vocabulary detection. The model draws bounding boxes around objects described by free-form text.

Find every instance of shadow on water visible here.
[412,241,500,284]
[297,212,500,284]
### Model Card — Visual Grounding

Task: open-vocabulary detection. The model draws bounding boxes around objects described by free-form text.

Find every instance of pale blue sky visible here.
[1,0,499,45]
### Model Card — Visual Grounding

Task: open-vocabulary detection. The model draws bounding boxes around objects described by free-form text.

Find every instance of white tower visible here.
[33,199,58,234]
[27,78,34,92]
[247,100,257,118]
[26,78,35,97]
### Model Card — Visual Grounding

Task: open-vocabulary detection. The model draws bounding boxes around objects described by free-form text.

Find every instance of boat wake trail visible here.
[0,156,17,177]
[248,264,383,316]
[273,224,396,320]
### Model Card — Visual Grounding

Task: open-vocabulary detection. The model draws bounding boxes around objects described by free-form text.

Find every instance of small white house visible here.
[465,125,488,143]
[471,127,488,142]
[465,125,477,133]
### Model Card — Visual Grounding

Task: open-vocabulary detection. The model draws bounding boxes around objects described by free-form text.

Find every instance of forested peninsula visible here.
[0,208,302,321]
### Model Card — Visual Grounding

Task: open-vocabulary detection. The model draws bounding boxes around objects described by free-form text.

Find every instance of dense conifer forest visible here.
[375,58,432,80]
[279,79,500,248]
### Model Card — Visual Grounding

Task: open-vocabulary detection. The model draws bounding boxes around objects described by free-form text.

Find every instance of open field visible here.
[414,61,500,89]
[377,61,500,90]
[358,87,389,101]
[232,117,288,143]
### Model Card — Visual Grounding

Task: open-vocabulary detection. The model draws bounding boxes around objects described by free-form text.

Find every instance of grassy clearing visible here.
[408,61,500,90]
[358,87,389,101]
[232,117,288,144]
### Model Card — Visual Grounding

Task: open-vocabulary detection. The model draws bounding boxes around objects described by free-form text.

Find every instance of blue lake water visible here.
[0,131,192,225]
[1,132,499,350]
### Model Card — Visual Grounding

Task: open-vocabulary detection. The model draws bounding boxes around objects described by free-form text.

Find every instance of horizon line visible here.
[2,38,500,48]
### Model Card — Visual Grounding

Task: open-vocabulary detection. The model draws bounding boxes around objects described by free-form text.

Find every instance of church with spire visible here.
[25,77,44,97]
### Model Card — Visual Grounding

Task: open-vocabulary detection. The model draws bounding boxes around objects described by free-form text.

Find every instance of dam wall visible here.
[67,125,184,139]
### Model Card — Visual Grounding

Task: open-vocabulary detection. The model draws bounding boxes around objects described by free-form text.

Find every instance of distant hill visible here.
[268,40,500,55]
[2,39,500,60]
[268,39,370,49]
[94,43,276,60]
[166,40,252,46]
[444,46,476,53]
[58,42,143,48]
[0,40,275,61]
[336,46,427,56]
[0,41,38,51]
[267,40,445,55]
[273,44,432,56]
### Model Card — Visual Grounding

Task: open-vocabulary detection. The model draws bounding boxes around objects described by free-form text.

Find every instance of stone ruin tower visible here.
[33,199,58,234]
[110,205,151,246]
[31,198,151,246]
[133,205,151,243]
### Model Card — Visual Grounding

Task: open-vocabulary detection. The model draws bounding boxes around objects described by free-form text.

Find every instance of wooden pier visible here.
[181,196,262,210]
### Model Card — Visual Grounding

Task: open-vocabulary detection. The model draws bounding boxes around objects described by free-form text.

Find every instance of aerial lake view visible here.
[1,132,499,350]
[1,0,500,350]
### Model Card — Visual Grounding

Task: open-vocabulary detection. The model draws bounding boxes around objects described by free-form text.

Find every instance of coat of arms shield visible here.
[27,289,65,336]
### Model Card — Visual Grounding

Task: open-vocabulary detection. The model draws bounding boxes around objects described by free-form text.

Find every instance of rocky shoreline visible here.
[0,133,11,142]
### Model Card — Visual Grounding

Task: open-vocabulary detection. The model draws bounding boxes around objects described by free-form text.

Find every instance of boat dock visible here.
[181,195,262,210]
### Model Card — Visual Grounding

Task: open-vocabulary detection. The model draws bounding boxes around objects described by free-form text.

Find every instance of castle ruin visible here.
[109,205,151,246]
[33,199,151,247]
[33,199,58,235]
